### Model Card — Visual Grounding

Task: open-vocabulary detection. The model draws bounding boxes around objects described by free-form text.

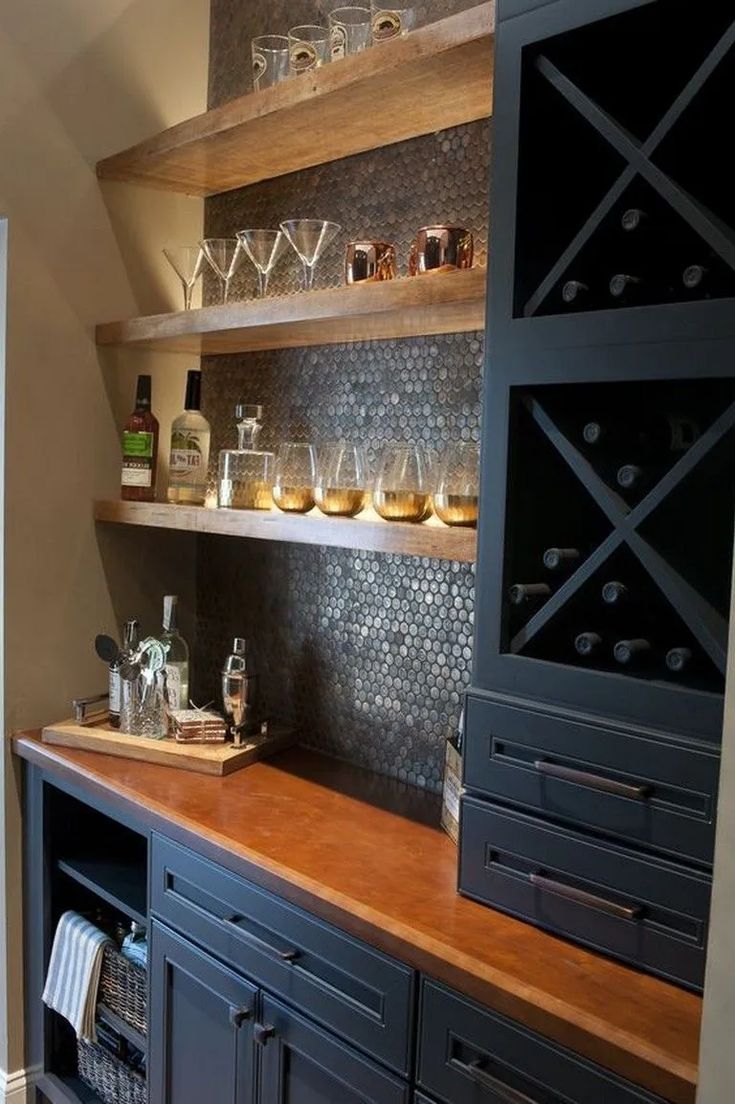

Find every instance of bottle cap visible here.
[123,619,140,648]
[163,595,178,632]
[235,403,263,422]
[185,370,202,411]
[135,375,152,409]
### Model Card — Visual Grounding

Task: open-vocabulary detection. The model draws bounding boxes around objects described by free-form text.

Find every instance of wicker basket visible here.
[98,944,147,1036]
[77,1038,146,1104]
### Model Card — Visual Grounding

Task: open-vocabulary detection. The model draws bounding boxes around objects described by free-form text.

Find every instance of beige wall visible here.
[697,543,735,1102]
[0,0,209,1081]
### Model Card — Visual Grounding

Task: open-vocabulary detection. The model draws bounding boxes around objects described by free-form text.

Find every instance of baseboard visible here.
[0,1065,41,1103]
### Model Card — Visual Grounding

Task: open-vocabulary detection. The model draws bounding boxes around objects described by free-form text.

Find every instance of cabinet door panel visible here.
[149,920,257,1104]
[257,995,408,1104]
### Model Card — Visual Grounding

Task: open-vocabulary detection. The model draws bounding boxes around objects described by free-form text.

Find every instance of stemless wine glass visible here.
[328,7,372,59]
[315,442,370,517]
[280,219,341,290]
[163,245,205,311]
[289,25,331,74]
[434,442,480,527]
[370,1,417,42]
[251,34,290,91]
[201,238,243,304]
[236,229,287,298]
[374,443,433,523]
[273,442,318,513]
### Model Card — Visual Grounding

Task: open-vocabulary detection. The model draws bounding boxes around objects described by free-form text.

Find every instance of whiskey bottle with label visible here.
[121,374,159,502]
[167,370,211,506]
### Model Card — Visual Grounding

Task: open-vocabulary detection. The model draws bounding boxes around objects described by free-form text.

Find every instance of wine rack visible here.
[513,0,735,318]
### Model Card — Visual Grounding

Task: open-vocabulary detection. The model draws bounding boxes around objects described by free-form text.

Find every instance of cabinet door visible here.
[257,995,408,1104]
[150,920,257,1104]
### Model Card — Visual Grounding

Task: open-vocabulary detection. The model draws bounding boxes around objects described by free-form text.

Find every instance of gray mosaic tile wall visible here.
[195,0,489,791]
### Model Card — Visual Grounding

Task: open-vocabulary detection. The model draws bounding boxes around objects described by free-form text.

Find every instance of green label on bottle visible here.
[123,431,154,458]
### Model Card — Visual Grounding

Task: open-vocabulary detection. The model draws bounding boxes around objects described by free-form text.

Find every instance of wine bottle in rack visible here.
[617,463,644,490]
[543,547,580,571]
[574,632,603,657]
[621,208,648,233]
[582,413,700,455]
[609,273,642,300]
[508,583,551,606]
[666,646,693,674]
[683,264,708,291]
[562,280,589,305]
[613,638,652,665]
[602,580,630,605]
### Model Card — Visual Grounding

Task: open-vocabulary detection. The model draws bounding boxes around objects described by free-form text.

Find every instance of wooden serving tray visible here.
[42,717,296,776]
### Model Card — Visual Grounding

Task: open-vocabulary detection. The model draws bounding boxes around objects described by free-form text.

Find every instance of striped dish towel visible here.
[42,911,114,1042]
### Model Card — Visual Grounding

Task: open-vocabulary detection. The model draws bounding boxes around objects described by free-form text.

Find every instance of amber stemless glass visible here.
[315,442,370,517]
[373,443,432,522]
[273,443,317,513]
[434,442,480,527]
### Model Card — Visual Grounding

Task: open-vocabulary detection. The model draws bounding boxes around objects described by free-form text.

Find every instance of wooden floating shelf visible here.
[96,4,495,196]
[94,500,477,563]
[96,267,487,354]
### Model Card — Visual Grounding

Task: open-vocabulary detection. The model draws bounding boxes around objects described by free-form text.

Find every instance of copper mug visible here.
[345,240,397,284]
[408,225,474,275]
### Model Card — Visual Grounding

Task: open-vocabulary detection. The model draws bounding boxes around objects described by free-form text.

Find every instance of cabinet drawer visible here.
[418,979,666,1104]
[459,798,710,990]
[151,835,414,1074]
[464,693,718,865]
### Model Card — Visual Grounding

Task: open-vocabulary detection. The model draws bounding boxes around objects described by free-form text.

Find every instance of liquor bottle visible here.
[161,595,190,711]
[167,370,211,506]
[508,583,551,606]
[621,208,647,233]
[562,280,589,305]
[121,375,159,502]
[613,638,651,665]
[109,619,140,729]
[602,580,629,605]
[666,646,693,674]
[574,632,603,657]
[609,273,642,300]
[543,547,580,571]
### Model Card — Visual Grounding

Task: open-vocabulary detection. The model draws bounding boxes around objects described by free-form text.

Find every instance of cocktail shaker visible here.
[221,637,258,745]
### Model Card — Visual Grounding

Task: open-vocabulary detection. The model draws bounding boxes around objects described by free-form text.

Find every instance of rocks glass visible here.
[370,2,417,41]
[251,35,290,91]
[374,443,433,522]
[434,442,480,527]
[289,25,331,74]
[273,443,317,513]
[315,443,370,517]
[328,7,372,58]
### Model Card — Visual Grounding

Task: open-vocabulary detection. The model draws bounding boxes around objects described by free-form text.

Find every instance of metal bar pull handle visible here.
[465,1059,541,1104]
[533,758,651,801]
[529,873,642,921]
[224,913,300,963]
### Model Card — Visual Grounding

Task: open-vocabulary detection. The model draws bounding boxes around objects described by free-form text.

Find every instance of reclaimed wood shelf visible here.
[96,4,495,196]
[96,267,487,355]
[94,500,477,563]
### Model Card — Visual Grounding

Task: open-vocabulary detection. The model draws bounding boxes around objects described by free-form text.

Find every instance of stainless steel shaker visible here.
[221,637,258,745]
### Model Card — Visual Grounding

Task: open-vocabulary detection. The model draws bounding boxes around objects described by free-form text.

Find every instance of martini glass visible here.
[201,238,243,304]
[163,245,205,311]
[236,229,287,298]
[280,219,341,291]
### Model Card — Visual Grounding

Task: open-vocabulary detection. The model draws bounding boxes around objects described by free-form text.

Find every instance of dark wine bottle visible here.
[610,273,642,299]
[666,646,693,674]
[543,547,580,571]
[582,412,700,456]
[575,632,603,657]
[602,580,629,605]
[508,583,551,606]
[613,638,652,665]
[562,280,589,304]
[617,463,643,490]
[683,264,708,291]
[621,208,647,232]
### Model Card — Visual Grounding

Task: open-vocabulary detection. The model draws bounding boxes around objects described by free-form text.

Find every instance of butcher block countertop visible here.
[14,732,701,1103]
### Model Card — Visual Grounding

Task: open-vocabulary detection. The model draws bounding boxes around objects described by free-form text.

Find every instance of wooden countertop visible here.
[14,732,701,1103]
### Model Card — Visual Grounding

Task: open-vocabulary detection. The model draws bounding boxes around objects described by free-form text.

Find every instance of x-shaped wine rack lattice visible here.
[510,394,735,674]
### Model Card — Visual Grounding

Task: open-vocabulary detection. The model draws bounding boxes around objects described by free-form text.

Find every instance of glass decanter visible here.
[217,404,274,510]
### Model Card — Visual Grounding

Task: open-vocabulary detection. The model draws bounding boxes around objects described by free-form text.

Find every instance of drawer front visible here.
[418,979,666,1104]
[151,834,414,1074]
[459,798,710,990]
[464,693,718,865]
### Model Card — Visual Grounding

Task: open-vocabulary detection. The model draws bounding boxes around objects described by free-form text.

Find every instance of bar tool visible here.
[222,638,259,746]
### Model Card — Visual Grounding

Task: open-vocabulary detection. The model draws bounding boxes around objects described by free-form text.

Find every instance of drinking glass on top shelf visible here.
[251,35,290,91]
[370,2,417,41]
[273,443,317,514]
[374,443,433,523]
[288,25,331,74]
[315,442,371,517]
[280,219,341,291]
[236,229,287,298]
[328,7,372,59]
[434,442,480,527]
[201,238,243,304]
[163,246,205,311]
